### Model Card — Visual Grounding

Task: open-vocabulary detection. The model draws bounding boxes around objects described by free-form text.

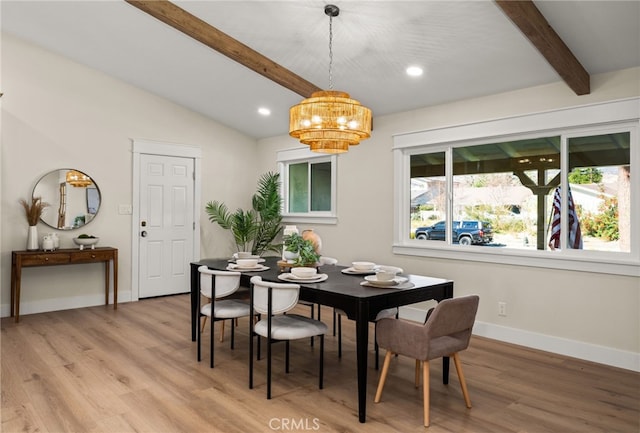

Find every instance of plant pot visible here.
[283,250,300,262]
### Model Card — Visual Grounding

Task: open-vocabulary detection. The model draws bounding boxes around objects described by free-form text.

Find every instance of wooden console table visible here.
[10,247,118,322]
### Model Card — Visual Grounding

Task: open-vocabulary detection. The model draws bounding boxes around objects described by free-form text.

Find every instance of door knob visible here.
[141,231,147,237]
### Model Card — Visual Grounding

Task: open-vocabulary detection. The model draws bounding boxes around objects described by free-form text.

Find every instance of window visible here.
[277,147,337,224]
[394,99,639,276]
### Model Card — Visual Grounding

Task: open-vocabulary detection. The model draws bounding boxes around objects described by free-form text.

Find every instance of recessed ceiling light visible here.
[258,107,271,116]
[406,66,423,77]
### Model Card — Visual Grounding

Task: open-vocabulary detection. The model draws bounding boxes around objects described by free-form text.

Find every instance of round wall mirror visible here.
[32,168,101,230]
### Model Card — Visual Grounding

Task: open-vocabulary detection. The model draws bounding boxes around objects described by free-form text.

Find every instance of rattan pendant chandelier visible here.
[289,4,372,154]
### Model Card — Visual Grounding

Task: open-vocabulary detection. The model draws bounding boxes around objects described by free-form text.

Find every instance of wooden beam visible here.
[495,0,590,95]
[125,0,322,98]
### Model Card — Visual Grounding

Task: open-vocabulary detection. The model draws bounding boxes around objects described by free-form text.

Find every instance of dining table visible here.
[190,256,454,423]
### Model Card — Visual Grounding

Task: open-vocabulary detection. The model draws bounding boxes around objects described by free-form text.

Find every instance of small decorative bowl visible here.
[236,258,259,268]
[291,267,318,279]
[73,237,99,250]
[352,261,376,271]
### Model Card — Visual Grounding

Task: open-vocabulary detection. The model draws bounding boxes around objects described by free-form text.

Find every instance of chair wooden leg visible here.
[415,359,421,388]
[374,350,393,403]
[201,316,207,333]
[219,320,225,342]
[453,352,472,408]
[423,360,430,427]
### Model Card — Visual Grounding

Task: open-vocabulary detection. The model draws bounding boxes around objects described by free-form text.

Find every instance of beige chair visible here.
[197,266,252,368]
[374,295,479,427]
[249,276,328,399]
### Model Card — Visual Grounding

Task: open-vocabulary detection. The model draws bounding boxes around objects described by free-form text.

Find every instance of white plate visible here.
[363,275,408,286]
[278,273,328,283]
[230,255,265,263]
[226,264,269,271]
[341,267,378,275]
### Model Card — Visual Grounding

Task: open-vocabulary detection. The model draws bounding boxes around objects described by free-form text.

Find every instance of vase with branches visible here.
[20,196,49,250]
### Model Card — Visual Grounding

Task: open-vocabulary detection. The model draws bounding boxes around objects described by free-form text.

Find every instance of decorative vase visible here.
[26,226,39,251]
[302,229,322,254]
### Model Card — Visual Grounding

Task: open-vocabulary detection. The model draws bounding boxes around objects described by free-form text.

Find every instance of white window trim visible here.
[277,146,338,225]
[393,98,640,277]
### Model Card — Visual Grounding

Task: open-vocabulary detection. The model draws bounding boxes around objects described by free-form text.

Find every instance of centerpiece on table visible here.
[283,232,321,267]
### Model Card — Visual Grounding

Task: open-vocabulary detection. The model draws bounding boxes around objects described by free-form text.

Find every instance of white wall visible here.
[1,33,259,315]
[256,67,640,371]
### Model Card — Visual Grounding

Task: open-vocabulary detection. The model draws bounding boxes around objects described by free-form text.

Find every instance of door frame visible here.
[131,139,201,302]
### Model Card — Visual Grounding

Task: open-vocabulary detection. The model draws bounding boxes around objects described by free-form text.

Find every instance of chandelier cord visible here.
[328,14,334,90]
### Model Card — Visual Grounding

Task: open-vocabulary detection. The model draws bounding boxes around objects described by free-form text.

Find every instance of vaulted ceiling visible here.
[3,1,639,139]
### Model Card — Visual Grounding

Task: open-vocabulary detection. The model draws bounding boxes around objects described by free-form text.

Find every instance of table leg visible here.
[105,261,110,306]
[15,267,22,323]
[10,261,16,318]
[443,356,450,384]
[355,304,369,423]
[190,263,199,341]
[113,251,118,309]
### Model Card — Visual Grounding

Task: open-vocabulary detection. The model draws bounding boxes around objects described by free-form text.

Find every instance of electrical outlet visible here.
[498,302,507,317]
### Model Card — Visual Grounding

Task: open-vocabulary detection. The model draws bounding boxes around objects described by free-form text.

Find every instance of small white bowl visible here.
[236,258,259,268]
[291,267,318,279]
[352,261,376,271]
[377,265,403,274]
[375,271,396,281]
[73,236,99,250]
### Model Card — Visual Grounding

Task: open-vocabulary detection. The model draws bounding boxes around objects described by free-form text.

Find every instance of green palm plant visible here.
[206,171,282,255]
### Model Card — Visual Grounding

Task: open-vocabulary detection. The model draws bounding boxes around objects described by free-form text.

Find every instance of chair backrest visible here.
[198,265,241,299]
[318,256,338,266]
[250,276,300,315]
[424,295,479,358]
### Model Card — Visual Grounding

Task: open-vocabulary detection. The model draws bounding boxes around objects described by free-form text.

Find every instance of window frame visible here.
[393,98,639,276]
[277,146,338,225]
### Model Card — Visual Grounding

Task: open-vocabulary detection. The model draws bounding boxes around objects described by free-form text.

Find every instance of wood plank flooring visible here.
[2,294,638,433]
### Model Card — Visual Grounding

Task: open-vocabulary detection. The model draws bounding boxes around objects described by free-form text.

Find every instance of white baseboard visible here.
[0,290,131,318]
[400,306,639,372]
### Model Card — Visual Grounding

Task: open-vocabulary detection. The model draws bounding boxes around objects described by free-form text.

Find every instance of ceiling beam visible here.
[125,0,322,98]
[495,0,590,95]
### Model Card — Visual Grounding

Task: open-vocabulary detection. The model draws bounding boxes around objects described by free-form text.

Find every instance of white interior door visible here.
[138,154,195,298]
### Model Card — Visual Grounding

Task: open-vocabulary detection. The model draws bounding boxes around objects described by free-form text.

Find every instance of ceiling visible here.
[2,1,639,140]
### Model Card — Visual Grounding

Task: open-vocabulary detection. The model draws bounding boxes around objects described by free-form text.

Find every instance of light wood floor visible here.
[2,294,638,433]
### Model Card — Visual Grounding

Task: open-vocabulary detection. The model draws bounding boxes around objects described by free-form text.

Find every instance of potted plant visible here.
[296,239,321,266]
[283,232,305,262]
[206,172,282,256]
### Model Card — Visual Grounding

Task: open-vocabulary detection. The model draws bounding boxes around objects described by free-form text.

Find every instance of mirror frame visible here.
[32,168,102,230]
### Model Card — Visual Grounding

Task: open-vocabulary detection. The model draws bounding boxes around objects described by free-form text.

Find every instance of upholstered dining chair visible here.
[374,295,479,427]
[197,266,252,368]
[249,276,328,399]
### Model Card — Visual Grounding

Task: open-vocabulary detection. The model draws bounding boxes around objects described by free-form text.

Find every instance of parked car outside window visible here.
[415,220,493,245]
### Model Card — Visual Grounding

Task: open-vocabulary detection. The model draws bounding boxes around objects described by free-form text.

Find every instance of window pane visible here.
[289,162,309,212]
[567,132,631,252]
[452,137,560,249]
[410,152,446,240]
[310,162,331,211]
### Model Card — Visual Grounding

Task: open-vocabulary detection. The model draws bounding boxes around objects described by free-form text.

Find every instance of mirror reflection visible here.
[33,169,101,230]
